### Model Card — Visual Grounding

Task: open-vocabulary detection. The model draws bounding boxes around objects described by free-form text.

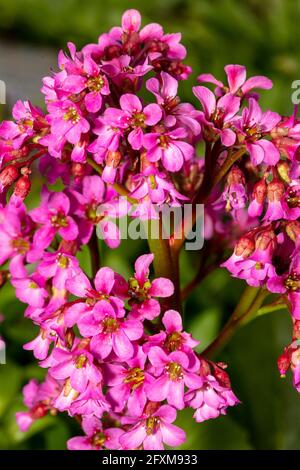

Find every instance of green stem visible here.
[257,301,287,317]
[202,286,268,358]
[145,218,182,313]
[89,229,101,277]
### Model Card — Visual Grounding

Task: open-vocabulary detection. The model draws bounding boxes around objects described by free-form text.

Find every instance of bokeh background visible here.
[0,0,300,450]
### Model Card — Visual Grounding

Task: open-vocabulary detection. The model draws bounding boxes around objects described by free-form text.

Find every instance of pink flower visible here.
[193,86,240,146]
[185,372,239,422]
[146,347,203,410]
[48,347,102,393]
[118,93,162,150]
[233,229,278,287]
[69,382,110,418]
[30,190,78,249]
[146,72,200,134]
[16,375,61,432]
[267,250,300,319]
[37,251,80,289]
[120,403,186,450]
[198,64,273,98]
[143,309,199,360]
[67,416,123,450]
[24,328,53,360]
[62,56,110,113]
[128,254,174,321]
[233,98,281,166]
[143,127,194,172]
[81,301,143,360]
[12,274,48,308]
[105,346,151,415]
[47,99,90,145]
[71,175,128,248]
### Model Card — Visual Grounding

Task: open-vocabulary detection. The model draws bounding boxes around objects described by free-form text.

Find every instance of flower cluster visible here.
[15,256,238,450]
[0,8,299,450]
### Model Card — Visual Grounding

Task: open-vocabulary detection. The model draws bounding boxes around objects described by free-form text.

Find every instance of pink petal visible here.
[224,64,246,93]
[162,309,182,332]
[193,86,216,117]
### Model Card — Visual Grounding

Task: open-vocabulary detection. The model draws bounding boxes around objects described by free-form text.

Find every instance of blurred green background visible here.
[0,0,299,450]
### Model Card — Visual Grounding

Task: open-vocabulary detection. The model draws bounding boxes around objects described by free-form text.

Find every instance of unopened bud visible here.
[12,175,31,200]
[255,229,276,252]
[227,166,245,186]
[252,179,267,203]
[0,165,19,190]
[267,179,285,202]
[234,236,255,258]
[285,220,300,242]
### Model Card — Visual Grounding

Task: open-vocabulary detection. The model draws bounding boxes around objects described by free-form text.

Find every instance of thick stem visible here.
[145,217,182,313]
[202,286,268,358]
[89,229,101,277]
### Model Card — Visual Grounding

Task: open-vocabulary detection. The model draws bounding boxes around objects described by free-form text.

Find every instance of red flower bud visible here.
[13,175,31,200]
[0,165,19,189]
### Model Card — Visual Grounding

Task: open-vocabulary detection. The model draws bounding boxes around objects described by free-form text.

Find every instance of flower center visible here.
[85,203,103,224]
[102,316,119,334]
[124,367,145,389]
[57,254,69,269]
[11,237,30,255]
[29,281,39,289]
[165,332,182,352]
[86,76,104,92]
[158,135,170,149]
[51,213,68,228]
[145,416,160,435]
[63,106,80,124]
[285,273,300,292]
[128,277,151,301]
[131,112,145,128]
[244,124,262,141]
[91,431,106,447]
[165,361,183,381]
[75,354,87,369]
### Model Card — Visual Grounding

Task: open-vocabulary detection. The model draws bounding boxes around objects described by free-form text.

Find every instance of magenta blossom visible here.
[146,347,203,410]
[47,347,102,393]
[193,86,240,146]
[128,254,174,320]
[105,346,151,415]
[233,98,281,166]
[143,127,194,172]
[198,64,273,98]
[30,190,78,249]
[120,403,186,450]
[67,416,123,450]
[117,93,162,150]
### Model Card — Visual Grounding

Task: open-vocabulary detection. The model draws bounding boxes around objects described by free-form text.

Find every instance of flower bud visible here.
[234,236,255,258]
[12,175,31,200]
[267,179,285,203]
[285,220,300,243]
[0,165,19,191]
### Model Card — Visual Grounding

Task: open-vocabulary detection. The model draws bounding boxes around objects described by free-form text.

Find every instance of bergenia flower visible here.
[120,404,186,450]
